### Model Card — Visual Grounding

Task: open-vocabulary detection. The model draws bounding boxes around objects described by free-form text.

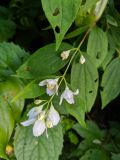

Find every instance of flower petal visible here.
[39,80,47,86]
[46,88,55,96]
[33,120,46,137]
[47,104,60,126]
[74,89,79,95]
[27,105,43,119]
[21,118,35,126]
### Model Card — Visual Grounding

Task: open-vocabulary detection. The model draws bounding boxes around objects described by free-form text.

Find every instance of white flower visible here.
[46,104,60,128]
[21,104,60,138]
[33,111,47,137]
[39,78,59,96]
[59,86,79,105]
[21,105,44,126]
[79,55,85,64]
[60,50,70,60]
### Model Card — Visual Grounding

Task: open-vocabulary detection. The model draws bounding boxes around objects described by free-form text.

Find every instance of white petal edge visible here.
[39,80,47,86]
[47,105,60,126]
[21,118,36,126]
[33,120,46,137]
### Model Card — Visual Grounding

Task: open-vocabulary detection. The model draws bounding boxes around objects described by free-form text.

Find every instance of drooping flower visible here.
[21,105,44,126]
[60,50,70,60]
[59,86,79,105]
[39,78,59,96]
[21,104,60,137]
[46,104,60,128]
[79,55,86,64]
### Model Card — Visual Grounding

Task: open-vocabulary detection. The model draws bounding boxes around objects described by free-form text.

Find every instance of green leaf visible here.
[0,20,16,42]
[64,97,86,127]
[87,26,108,67]
[80,149,109,160]
[106,15,118,27]
[14,125,63,160]
[41,0,82,50]
[73,121,104,141]
[0,96,14,159]
[17,43,72,79]
[101,57,120,108]
[0,42,29,78]
[64,25,89,39]
[110,27,120,48]
[0,77,24,121]
[71,54,98,112]
[112,153,120,160]
[13,80,45,100]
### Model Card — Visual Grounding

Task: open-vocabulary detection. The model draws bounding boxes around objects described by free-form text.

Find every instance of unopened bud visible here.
[61,50,70,60]
[79,55,85,64]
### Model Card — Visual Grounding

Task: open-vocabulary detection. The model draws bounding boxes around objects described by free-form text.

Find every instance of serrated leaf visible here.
[14,125,63,160]
[0,20,16,42]
[80,149,109,160]
[17,43,72,79]
[71,54,98,112]
[87,26,108,67]
[41,0,82,50]
[0,42,29,78]
[101,57,120,108]
[0,77,24,121]
[0,96,14,159]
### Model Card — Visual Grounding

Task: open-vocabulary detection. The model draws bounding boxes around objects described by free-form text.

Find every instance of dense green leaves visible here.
[73,121,104,141]
[17,43,72,79]
[71,54,98,112]
[87,26,108,67]
[0,77,24,121]
[41,0,82,49]
[14,125,63,160]
[101,57,120,108]
[0,42,29,78]
[80,149,109,160]
[112,153,120,160]
[0,96,14,159]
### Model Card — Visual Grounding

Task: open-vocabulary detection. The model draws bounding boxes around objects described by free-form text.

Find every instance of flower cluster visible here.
[21,49,81,138]
[21,103,60,137]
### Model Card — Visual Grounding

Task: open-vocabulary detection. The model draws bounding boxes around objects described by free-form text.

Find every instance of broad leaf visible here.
[101,57,120,108]
[0,42,29,78]
[13,80,45,100]
[87,26,108,67]
[0,77,24,121]
[64,97,86,127]
[0,96,14,159]
[0,20,16,42]
[14,125,63,160]
[17,43,72,79]
[71,54,98,112]
[80,149,109,160]
[41,0,82,50]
